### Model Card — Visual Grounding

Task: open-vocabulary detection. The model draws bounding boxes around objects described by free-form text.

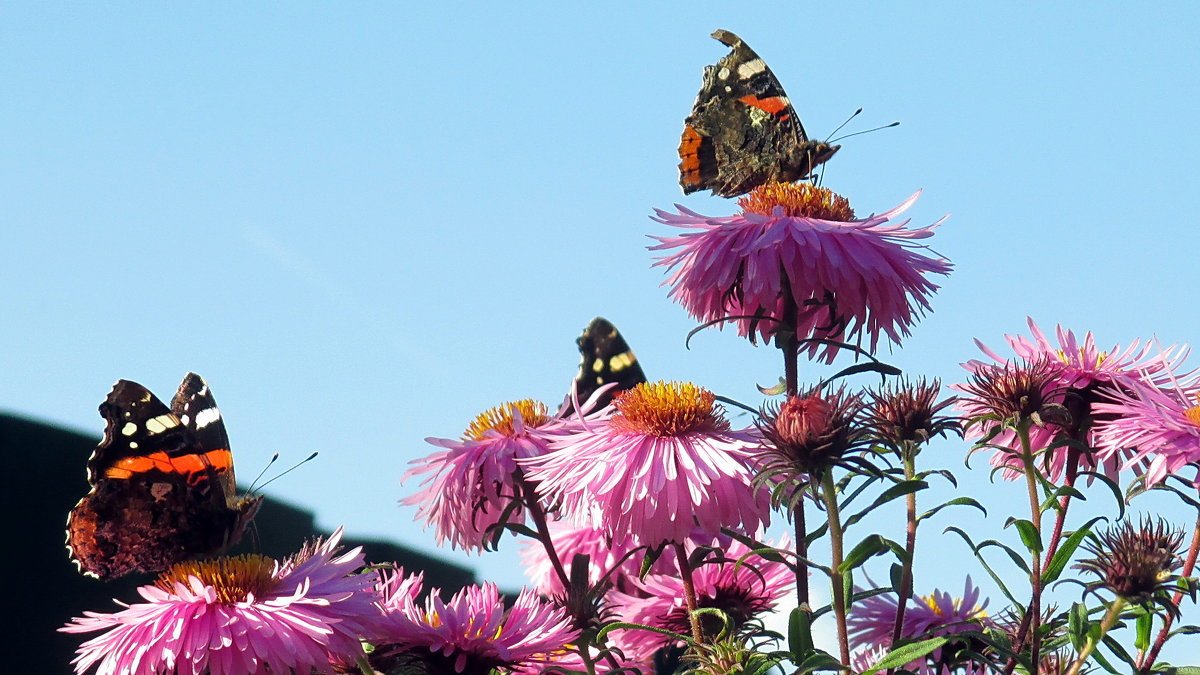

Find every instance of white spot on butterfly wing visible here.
[121,422,138,436]
[195,407,221,429]
[736,58,766,79]
[145,414,180,434]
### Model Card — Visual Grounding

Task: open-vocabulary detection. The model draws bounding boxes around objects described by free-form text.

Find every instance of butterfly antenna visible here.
[824,107,863,142]
[252,452,319,492]
[247,453,279,493]
[830,121,900,145]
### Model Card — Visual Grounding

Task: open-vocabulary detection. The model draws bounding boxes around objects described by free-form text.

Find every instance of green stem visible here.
[1065,598,1126,675]
[675,542,706,644]
[517,475,571,590]
[1018,419,1044,675]
[820,471,851,667]
[355,652,379,675]
[889,445,919,650]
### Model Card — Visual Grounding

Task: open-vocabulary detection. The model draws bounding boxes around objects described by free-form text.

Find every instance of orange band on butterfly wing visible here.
[678,125,706,186]
[105,448,233,480]
[738,95,789,116]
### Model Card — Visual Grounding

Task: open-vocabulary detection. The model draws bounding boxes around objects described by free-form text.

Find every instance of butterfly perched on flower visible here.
[679,29,839,197]
[573,317,646,409]
[66,373,262,580]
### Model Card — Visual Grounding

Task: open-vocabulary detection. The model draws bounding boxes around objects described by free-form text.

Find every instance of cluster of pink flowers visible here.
[956,318,1200,486]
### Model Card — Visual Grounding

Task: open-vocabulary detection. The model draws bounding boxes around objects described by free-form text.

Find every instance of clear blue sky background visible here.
[6,2,1200,662]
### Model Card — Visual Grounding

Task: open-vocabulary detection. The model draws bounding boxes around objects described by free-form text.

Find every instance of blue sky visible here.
[6,2,1200,662]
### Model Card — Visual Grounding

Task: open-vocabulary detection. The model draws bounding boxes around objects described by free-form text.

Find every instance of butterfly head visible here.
[783,141,840,183]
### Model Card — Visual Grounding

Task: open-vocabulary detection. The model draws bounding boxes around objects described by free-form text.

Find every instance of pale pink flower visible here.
[607,537,793,662]
[958,319,1190,482]
[404,399,587,551]
[60,529,381,675]
[651,185,950,362]
[520,381,770,546]
[849,577,992,675]
[1093,376,1200,486]
[374,578,578,674]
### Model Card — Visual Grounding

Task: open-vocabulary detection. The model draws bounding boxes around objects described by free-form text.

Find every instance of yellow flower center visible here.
[610,381,730,437]
[738,183,854,221]
[155,554,278,603]
[463,399,550,440]
[1056,347,1107,368]
[1184,400,1200,427]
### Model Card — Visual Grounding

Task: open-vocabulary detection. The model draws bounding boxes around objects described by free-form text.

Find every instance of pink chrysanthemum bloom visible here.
[520,520,642,597]
[374,577,579,675]
[607,537,793,662]
[405,398,586,551]
[651,184,951,362]
[520,381,770,546]
[1093,376,1200,486]
[959,319,1192,482]
[849,577,992,675]
[61,528,382,675]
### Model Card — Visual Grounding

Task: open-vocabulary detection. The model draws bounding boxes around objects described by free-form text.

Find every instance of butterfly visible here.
[573,317,647,409]
[679,29,839,197]
[66,373,262,580]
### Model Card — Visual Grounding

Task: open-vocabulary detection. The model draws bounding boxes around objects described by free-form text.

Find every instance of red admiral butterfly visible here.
[679,29,839,197]
[66,373,262,580]
[574,317,647,409]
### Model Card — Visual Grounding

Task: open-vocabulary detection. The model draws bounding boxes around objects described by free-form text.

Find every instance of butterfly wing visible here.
[573,317,647,409]
[679,29,837,197]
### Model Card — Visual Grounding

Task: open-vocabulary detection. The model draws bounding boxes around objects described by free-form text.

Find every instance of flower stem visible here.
[517,475,571,590]
[674,542,706,644]
[820,471,852,667]
[1065,598,1125,675]
[1018,420,1044,675]
[356,652,380,675]
[889,445,920,650]
[1137,511,1200,672]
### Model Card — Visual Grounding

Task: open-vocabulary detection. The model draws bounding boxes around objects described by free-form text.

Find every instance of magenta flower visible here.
[374,577,579,675]
[607,537,793,662]
[958,319,1191,482]
[651,184,951,362]
[1093,376,1200,486]
[520,520,643,597]
[849,577,992,674]
[520,381,770,546]
[404,399,583,551]
[61,528,382,675]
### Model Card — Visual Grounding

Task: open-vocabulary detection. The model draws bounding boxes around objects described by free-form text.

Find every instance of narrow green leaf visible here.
[838,534,888,574]
[858,637,949,675]
[1136,610,1153,652]
[1011,519,1043,554]
[1068,602,1089,651]
[917,496,986,523]
[1043,516,1105,584]
[789,607,814,655]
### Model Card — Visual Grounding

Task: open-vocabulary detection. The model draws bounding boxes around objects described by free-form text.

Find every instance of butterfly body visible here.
[66,373,261,580]
[679,29,839,197]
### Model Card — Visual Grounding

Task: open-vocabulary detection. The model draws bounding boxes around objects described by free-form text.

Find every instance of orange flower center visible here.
[610,381,729,437]
[738,183,854,220]
[463,399,550,440]
[155,554,278,603]
[1184,400,1200,427]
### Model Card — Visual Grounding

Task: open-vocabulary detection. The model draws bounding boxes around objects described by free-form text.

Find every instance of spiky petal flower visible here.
[864,378,960,451]
[608,537,793,662]
[754,387,868,502]
[849,578,993,675]
[1092,377,1200,486]
[60,529,382,675]
[520,381,770,546]
[405,399,575,551]
[373,575,579,675]
[651,185,951,362]
[959,319,1192,482]
[1075,517,1184,607]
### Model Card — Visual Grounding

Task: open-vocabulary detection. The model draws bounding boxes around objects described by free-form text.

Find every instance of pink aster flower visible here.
[374,577,579,675]
[405,399,584,551]
[61,528,382,675]
[651,183,951,362]
[607,537,793,662]
[849,577,992,675]
[520,381,770,546]
[520,520,642,597]
[959,319,1192,482]
[1093,376,1200,486]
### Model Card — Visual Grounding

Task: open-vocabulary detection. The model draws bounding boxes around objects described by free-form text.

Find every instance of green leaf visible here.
[1136,610,1153,651]
[1043,516,1105,584]
[917,496,986,523]
[838,534,888,574]
[858,637,949,675]
[944,527,1020,605]
[1068,602,1089,652]
[843,480,927,528]
[1010,518,1043,554]
[789,607,814,655]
